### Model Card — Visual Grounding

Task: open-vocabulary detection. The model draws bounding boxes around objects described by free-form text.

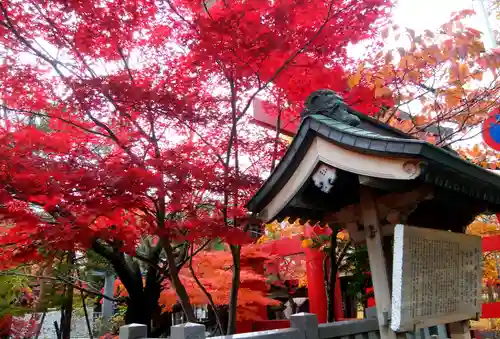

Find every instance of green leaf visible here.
[213,238,225,251]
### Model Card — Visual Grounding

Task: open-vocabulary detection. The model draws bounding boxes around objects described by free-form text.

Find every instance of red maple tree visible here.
[0,0,392,335]
[159,245,279,321]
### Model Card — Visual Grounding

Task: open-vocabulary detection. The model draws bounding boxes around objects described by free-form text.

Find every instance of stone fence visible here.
[118,312,449,339]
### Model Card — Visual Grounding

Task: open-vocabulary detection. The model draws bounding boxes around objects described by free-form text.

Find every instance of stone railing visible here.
[119,313,379,339]
[119,312,449,339]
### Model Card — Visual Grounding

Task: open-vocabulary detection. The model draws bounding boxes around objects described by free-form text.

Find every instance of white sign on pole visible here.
[391,225,482,332]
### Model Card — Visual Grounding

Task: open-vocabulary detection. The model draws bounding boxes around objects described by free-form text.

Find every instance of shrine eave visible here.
[246,114,500,219]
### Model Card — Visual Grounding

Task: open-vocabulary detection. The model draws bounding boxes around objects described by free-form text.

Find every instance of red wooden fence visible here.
[480,234,500,319]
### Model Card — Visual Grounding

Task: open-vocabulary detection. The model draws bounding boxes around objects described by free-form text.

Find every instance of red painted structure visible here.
[259,234,343,324]
[252,99,299,137]
[258,232,500,324]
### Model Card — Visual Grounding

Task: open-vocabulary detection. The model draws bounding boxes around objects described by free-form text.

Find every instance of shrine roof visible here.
[246,113,500,219]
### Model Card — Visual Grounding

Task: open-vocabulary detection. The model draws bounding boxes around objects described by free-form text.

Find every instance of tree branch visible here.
[177,239,211,270]
[236,0,353,123]
[188,244,223,334]
[0,271,122,303]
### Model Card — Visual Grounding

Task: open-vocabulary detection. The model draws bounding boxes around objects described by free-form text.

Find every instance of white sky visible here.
[393,0,491,37]
[393,0,472,30]
[390,0,497,148]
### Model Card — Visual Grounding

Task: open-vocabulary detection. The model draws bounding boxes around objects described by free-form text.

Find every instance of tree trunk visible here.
[92,240,169,334]
[227,245,241,335]
[327,234,338,323]
[34,311,46,339]
[162,239,196,322]
[60,253,74,339]
[143,264,162,334]
[270,110,282,172]
[124,267,163,333]
[151,311,172,338]
[124,297,150,325]
[54,321,61,339]
[80,290,93,339]
[36,259,54,312]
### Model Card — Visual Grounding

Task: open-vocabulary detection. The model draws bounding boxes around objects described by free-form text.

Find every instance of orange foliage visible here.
[158,245,279,321]
[461,145,500,286]
[109,246,278,320]
[467,216,500,286]
[273,255,308,288]
[257,219,309,287]
[458,143,500,170]
[256,219,349,290]
[113,278,129,298]
[258,218,305,243]
[347,10,499,145]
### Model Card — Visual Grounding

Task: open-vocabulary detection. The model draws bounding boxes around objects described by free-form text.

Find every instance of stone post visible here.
[171,322,206,339]
[365,307,378,320]
[119,324,147,339]
[290,313,319,339]
[102,273,116,322]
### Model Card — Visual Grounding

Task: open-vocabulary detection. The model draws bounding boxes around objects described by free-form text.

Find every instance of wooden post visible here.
[334,273,343,320]
[304,247,327,323]
[448,321,471,339]
[304,224,328,323]
[360,186,401,339]
[383,236,393,292]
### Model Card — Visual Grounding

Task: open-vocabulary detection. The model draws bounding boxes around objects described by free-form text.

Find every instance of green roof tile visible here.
[246,114,500,214]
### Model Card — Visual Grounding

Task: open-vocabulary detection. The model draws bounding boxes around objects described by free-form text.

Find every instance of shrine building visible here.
[246,89,500,339]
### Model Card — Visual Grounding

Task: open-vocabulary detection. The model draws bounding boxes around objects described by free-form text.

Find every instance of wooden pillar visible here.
[334,273,343,320]
[360,186,401,339]
[449,321,471,339]
[305,247,327,323]
[383,236,393,292]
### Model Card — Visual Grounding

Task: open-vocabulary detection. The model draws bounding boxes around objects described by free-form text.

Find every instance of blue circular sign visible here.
[483,109,500,151]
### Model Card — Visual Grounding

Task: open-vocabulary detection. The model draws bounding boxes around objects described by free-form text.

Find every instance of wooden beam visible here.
[346,223,395,244]
[259,236,304,256]
[360,187,404,339]
[326,186,433,225]
[258,137,426,223]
